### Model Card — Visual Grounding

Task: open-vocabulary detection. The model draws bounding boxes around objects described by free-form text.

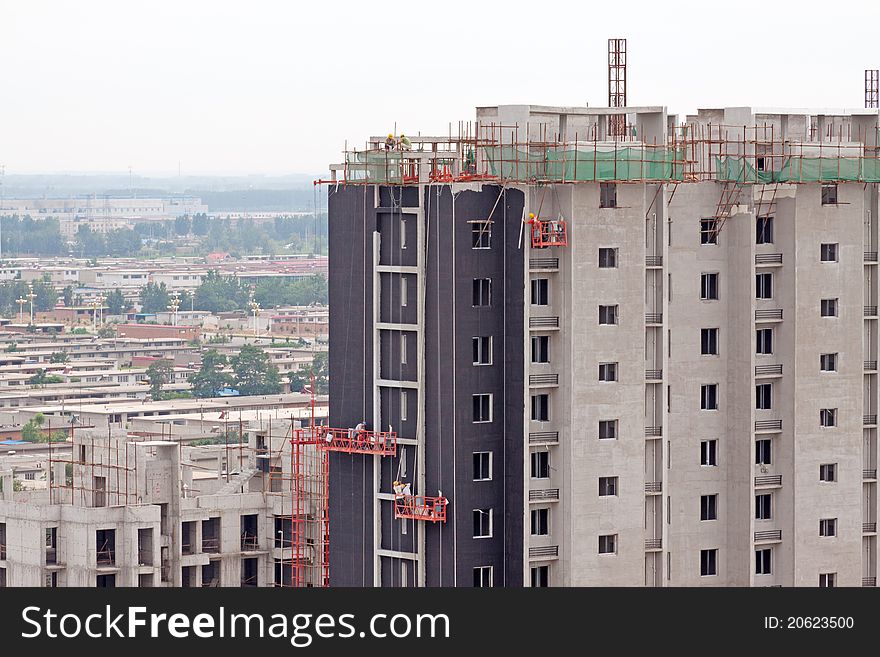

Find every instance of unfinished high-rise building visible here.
[325,103,880,587]
[0,421,326,587]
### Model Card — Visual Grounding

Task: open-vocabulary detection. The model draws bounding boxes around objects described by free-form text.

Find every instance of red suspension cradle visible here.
[393,494,448,523]
[527,213,568,248]
[316,427,397,456]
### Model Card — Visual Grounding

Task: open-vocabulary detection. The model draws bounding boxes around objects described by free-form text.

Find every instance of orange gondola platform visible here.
[394,494,448,523]
[315,427,397,457]
[527,215,568,248]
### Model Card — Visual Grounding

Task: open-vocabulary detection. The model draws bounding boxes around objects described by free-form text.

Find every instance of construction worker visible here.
[527,212,540,243]
[464,147,476,173]
[399,134,412,151]
[385,134,395,150]
[353,421,366,448]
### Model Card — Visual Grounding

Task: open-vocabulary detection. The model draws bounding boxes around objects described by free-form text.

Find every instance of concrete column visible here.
[0,471,12,501]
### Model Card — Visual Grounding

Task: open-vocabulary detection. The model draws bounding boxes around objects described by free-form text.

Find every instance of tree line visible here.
[138,270,327,314]
[0,212,327,258]
[146,345,282,399]
[0,279,58,316]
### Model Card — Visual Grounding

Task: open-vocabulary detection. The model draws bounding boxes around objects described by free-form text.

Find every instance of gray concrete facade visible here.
[326,103,880,587]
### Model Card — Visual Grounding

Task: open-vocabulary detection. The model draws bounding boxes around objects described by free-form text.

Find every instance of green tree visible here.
[28,369,62,387]
[287,352,328,393]
[21,413,50,442]
[75,224,106,257]
[193,270,248,313]
[97,325,116,338]
[287,369,309,392]
[145,359,173,400]
[31,279,58,311]
[177,289,193,311]
[312,351,329,394]
[49,351,69,363]
[106,289,127,315]
[252,275,327,308]
[191,213,209,236]
[139,282,171,314]
[174,215,192,236]
[230,345,281,396]
[190,349,232,398]
[104,228,142,256]
[62,285,74,307]
[0,215,65,256]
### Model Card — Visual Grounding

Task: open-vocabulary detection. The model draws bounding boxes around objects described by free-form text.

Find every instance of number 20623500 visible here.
[765,617,854,630]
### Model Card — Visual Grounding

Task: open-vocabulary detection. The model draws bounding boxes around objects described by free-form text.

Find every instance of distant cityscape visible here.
[0,181,334,587]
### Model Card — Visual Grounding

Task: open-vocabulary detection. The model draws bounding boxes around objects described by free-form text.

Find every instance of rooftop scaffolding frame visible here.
[318,120,880,187]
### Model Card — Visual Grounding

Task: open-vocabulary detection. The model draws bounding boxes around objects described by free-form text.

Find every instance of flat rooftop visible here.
[22,392,325,416]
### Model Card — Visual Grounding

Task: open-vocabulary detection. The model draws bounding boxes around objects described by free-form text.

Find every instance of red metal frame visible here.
[290,426,330,587]
[430,165,454,183]
[394,494,448,523]
[528,216,568,248]
[316,427,397,456]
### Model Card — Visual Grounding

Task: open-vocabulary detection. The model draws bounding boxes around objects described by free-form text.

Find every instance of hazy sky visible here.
[1,0,879,175]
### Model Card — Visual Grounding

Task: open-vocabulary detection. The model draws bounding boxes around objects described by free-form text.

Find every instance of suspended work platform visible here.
[394,494,448,523]
[527,214,568,248]
[316,427,397,456]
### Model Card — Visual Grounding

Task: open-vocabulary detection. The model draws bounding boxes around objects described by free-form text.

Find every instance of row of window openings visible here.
[474,565,550,588]
[522,329,839,374]
[595,296,838,325]
[755,327,843,362]
[753,216,842,259]
[397,277,490,308]
[474,392,551,423]
[698,382,839,423]
[702,271,842,303]
[476,334,554,366]
[697,493,839,523]
[700,187,840,247]
[686,549,837,581]
[540,293,837,326]
[700,438,840,476]
[700,504,837,537]
[473,564,563,589]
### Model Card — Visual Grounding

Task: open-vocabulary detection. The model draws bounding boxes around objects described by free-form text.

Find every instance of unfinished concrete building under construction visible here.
[325,102,880,587]
[0,420,326,587]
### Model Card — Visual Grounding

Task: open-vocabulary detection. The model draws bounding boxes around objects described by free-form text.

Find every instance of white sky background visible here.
[1,0,879,175]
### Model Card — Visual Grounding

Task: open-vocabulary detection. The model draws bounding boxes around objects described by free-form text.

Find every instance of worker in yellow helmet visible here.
[385,133,395,151]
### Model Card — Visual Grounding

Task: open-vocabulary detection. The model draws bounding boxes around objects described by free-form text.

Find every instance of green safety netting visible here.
[717,156,880,183]
[344,148,880,184]
[480,146,686,182]
[345,151,407,183]
[714,157,774,184]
